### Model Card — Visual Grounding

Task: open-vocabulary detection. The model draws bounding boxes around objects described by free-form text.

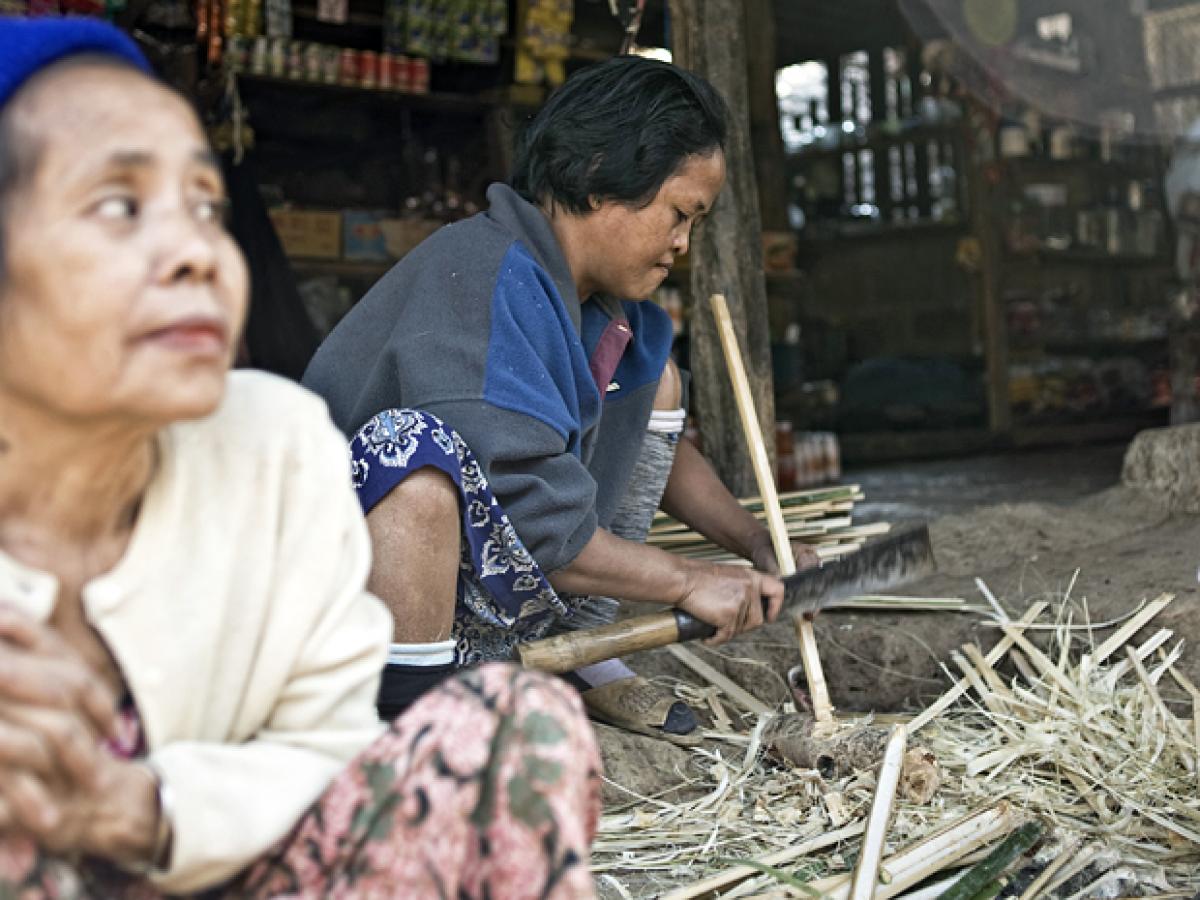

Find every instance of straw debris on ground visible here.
[593,578,1200,899]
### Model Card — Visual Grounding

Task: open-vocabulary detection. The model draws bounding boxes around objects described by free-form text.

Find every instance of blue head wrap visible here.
[0,16,151,112]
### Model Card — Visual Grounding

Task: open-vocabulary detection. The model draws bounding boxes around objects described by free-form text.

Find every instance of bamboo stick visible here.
[711,293,834,730]
[710,293,791,574]
[909,603,1048,734]
[666,644,772,716]
[795,613,835,729]
[808,802,1016,899]
[849,725,908,900]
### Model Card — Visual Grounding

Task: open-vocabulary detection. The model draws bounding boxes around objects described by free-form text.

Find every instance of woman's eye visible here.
[95,196,138,220]
[194,197,230,224]
[675,208,689,224]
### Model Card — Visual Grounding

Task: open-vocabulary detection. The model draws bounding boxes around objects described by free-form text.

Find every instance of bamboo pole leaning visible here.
[710,293,834,729]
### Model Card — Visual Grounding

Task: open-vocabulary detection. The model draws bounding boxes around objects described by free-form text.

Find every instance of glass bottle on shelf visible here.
[398,138,425,220]
[419,146,445,222]
[443,155,464,222]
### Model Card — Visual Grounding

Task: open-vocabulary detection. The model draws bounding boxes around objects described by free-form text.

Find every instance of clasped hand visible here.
[0,605,127,856]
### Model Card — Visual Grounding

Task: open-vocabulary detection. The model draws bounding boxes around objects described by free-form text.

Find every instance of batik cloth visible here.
[351,407,582,665]
[0,664,601,899]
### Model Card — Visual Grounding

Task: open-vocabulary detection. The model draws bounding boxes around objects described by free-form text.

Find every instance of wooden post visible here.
[968,154,1010,435]
[743,0,788,233]
[669,0,776,497]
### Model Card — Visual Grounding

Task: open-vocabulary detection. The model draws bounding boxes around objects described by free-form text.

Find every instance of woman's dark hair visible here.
[511,55,729,214]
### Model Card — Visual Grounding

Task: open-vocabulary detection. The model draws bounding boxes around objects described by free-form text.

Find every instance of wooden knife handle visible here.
[517,610,708,674]
[516,596,775,673]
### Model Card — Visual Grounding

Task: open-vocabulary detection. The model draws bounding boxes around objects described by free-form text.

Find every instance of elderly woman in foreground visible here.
[0,17,599,899]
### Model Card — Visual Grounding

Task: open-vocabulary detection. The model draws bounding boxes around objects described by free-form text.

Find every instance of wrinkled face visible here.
[580,150,726,300]
[0,63,248,426]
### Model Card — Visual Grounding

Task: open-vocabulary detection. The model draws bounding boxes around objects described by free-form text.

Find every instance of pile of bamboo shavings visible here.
[592,587,1200,898]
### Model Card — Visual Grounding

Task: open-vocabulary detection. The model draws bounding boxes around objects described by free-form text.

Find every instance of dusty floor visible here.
[598,438,1200,806]
[853,441,1129,520]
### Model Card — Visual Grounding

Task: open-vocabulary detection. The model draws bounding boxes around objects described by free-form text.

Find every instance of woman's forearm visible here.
[546,527,690,605]
[659,437,769,561]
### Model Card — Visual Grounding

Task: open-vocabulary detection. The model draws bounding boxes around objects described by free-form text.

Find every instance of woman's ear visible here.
[586,195,602,212]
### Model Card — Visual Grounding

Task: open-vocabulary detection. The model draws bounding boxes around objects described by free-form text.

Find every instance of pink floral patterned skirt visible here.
[0,664,602,899]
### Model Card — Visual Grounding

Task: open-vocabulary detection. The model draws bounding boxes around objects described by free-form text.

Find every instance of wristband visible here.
[118,763,174,876]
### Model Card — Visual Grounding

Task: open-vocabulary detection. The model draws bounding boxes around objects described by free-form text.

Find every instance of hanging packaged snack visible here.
[316,0,346,24]
[392,54,411,91]
[359,50,378,88]
[263,0,291,38]
[515,0,572,86]
[338,47,359,85]
[383,0,406,55]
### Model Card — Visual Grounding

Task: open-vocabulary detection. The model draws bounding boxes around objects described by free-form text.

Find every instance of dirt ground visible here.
[597,440,1200,806]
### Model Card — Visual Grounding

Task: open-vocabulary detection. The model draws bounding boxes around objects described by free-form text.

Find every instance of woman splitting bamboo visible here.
[304,56,818,744]
[0,17,599,897]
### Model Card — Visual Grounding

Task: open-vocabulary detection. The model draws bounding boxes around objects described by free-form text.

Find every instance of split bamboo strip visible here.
[1195,697,1200,791]
[893,870,970,900]
[1086,593,1174,670]
[829,595,969,611]
[849,725,908,900]
[1125,647,1195,759]
[951,651,1011,718]
[658,822,866,900]
[1007,647,1039,686]
[1105,628,1176,686]
[1163,649,1200,700]
[815,543,862,561]
[1061,769,1113,822]
[1016,840,1080,900]
[909,603,1048,734]
[666,644,772,716]
[960,643,1019,710]
[1039,845,1103,896]
[648,485,864,530]
[998,623,1081,701]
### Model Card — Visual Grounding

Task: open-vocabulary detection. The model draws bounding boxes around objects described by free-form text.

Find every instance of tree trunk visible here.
[669,0,776,498]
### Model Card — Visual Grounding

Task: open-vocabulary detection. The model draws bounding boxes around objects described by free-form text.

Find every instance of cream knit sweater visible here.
[0,371,391,893]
